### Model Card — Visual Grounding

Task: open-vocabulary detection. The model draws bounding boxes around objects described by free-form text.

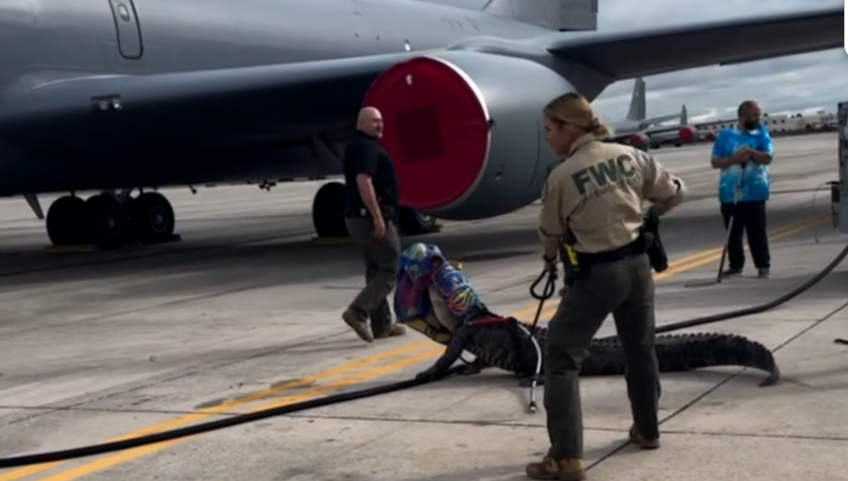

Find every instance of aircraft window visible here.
[118,4,131,22]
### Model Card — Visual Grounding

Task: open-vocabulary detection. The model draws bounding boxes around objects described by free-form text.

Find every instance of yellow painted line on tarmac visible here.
[31,347,445,481]
[654,216,826,281]
[0,342,437,481]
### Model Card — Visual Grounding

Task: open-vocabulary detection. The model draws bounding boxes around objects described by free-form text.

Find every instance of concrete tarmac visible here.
[0,133,845,480]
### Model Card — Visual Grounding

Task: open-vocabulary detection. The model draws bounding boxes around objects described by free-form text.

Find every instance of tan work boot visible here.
[373,323,406,339]
[342,309,373,342]
[525,456,585,480]
[629,425,660,450]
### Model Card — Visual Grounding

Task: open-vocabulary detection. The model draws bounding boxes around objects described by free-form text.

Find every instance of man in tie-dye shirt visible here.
[710,100,774,279]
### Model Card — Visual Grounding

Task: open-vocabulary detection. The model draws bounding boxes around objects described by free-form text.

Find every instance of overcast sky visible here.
[588,0,846,123]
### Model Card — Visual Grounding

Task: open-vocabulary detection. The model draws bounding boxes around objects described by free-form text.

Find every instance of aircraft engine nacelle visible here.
[678,126,697,143]
[628,133,649,149]
[361,51,575,220]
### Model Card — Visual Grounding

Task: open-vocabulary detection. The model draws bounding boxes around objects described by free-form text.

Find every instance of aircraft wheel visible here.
[398,207,438,236]
[85,193,129,249]
[46,196,88,246]
[312,182,348,237]
[130,192,175,243]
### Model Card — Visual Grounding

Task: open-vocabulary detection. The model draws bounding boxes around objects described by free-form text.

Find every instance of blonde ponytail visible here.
[543,92,607,138]
[589,117,610,137]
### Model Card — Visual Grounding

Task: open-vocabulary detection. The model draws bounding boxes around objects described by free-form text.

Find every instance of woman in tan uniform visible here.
[525,92,686,481]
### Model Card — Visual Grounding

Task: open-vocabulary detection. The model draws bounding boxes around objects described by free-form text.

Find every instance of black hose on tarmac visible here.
[1,243,847,468]
[0,365,467,468]
[602,241,848,339]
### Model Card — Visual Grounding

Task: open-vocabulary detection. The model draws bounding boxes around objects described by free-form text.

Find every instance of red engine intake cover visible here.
[628,133,648,147]
[678,126,696,143]
[361,57,490,211]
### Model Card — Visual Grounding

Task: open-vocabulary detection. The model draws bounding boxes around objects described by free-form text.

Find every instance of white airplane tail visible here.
[482,0,597,31]
[681,104,688,124]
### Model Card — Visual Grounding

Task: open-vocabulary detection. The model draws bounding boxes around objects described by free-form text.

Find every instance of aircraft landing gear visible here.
[84,193,129,248]
[398,208,438,236]
[311,181,440,238]
[311,182,347,238]
[44,190,176,249]
[45,196,88,246]
[128,192,176,244]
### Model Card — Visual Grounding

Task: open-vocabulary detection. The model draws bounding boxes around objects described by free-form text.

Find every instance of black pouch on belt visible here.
[558,228,585,286]
[641,210,668,273]
[375,197,399,225]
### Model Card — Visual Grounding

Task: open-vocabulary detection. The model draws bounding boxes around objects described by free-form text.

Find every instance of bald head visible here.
[737,100,761,131]
[357,106,384,138]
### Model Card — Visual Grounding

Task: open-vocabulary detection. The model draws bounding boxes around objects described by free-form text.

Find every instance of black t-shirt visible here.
[343,130,400,214]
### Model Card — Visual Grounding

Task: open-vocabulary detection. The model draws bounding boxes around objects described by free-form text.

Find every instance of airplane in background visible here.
[603,77,695,150]
[0,0,842,249]
[647,105,697,148]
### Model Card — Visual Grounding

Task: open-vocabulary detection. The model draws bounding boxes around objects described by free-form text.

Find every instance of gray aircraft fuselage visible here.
[0,0,552,196]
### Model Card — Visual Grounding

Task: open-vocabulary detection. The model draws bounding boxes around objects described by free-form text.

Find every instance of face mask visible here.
[743,119,757,131]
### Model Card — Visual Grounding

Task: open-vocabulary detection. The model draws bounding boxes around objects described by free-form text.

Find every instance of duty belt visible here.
[575,239,646,268]
[344,204,398,220]
[559,236,650,287]
[558,210,667,287]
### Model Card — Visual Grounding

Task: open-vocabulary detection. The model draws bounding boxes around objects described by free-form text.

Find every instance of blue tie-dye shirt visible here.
[711,124,774,203]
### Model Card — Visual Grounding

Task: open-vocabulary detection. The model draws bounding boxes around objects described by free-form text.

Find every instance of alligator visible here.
[394,242,781,387]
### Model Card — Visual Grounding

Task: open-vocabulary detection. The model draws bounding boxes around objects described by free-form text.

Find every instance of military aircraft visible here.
[0,0,842,248]
[646,105,696,149]
[604,77,694,150]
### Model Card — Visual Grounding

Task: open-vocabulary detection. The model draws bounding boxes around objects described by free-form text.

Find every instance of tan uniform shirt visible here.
[539,133,686,254]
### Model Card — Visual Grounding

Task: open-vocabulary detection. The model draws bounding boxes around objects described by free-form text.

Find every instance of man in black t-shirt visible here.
[340,106,406,342]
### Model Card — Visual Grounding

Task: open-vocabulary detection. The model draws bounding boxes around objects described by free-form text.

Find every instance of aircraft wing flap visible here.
[0,51,418,152]
[545,6,842,80]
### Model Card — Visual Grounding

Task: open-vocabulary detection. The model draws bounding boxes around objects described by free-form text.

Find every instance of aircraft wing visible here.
[641,113,681,128]
[641,124,686,137]
[545,6,842,79]
[0,6,839,170]
[605,124,687,143]
[0,51,423,156]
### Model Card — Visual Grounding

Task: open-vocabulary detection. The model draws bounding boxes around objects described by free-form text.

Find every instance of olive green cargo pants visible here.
[544,253,661,460]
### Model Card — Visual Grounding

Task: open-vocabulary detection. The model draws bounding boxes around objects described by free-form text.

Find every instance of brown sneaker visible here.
[342,309,373,343]
[525,456,585,481]
[373,323,407,339]
[629,425,660,450]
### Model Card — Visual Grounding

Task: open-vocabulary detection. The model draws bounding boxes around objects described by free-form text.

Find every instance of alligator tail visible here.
[656,333,781,387]
[582,333,780,387]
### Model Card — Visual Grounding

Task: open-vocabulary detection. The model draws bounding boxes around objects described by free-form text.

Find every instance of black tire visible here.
[398,207,437,236]
[46,196,88,246]
[312,182,348,237]
[130,192,175,243]
[85,194,128,249]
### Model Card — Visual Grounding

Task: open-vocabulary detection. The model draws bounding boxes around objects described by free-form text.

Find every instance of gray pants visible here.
[544,253,661,459]
[345,217,401,333]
